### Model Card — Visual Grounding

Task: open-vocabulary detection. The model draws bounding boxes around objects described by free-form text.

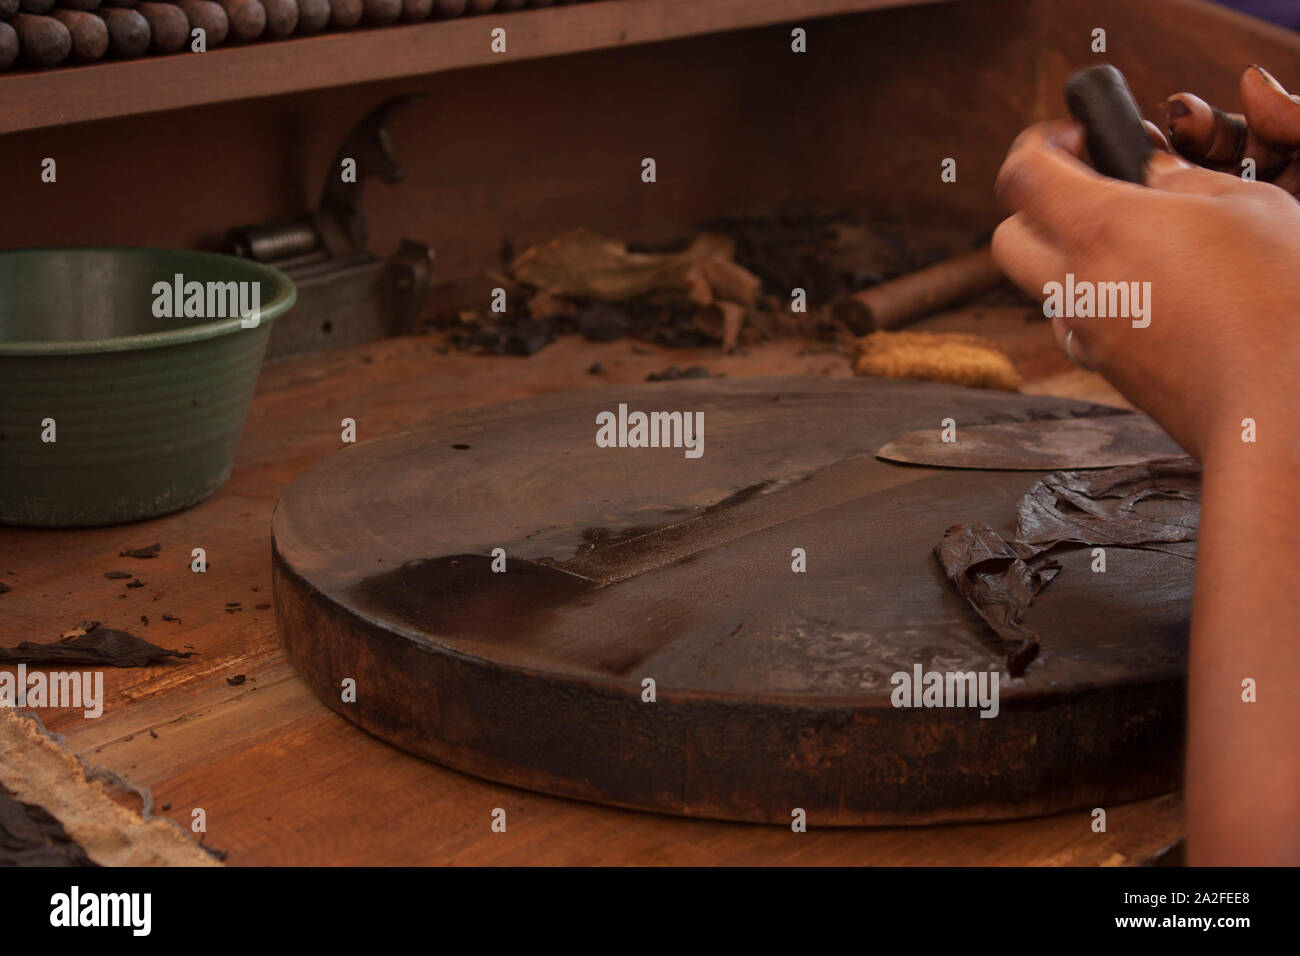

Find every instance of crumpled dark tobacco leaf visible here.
[936,458,1200,675]
[0,628,193,667]
[1013,457,1200,554]
[935,524,1061,675]
[0,786,97,867]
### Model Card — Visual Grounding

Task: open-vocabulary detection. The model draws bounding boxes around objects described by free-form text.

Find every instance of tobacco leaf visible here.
[0,628,193,667]
[0,785,98,867]
[645,365,714,382]
[1013,458,1201,553]
[510,229,756,306]
[934,523,1059,675]
[119,543,160,559]
[936,457,1200,675]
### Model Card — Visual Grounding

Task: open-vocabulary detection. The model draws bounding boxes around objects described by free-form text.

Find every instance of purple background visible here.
[1212,0,1300,29]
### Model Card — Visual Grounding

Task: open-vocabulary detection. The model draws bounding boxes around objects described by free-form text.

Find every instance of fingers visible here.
[1143,119,1172,152]
[1268,163,1300,197]
[1053,314,1099,372]
[996,119,1139,242]
[992,212,1102,373]
[1240,65,1300,148]
[991,213,1066,301]
[1162,93,1247,169]
[1145,150,1254,197]
[1164,71,1300,186]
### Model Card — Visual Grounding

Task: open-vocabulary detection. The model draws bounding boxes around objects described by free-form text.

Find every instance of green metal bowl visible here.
[0,248,296,527]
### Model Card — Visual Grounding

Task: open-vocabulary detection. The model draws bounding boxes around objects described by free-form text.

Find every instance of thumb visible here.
[1145,150,1252,196]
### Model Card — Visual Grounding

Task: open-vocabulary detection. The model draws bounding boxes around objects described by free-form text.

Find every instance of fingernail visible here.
[1160,97,1191,120]
[1250,64,1286,94]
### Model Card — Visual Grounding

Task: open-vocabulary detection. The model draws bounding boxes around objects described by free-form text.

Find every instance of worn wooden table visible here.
[0,310,1184,865]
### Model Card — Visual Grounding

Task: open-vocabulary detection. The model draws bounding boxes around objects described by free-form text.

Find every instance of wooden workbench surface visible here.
[0,313,1184,865]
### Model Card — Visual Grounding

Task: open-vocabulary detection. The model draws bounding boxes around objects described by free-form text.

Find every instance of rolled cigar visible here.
[401,0,431,19]
[294,0,328,33]
[174,0,227,44]
[832,247,1003,334]
[18,0,54,12]
[52,8,107,60]
[329,0,359,27]
[361,0,398,23]
[215,0,262,40]
[0,21,17,68]
[465,0,496,11]
[95,6,149,57]
[57,0,101,9]
[12,12,70,65]
[260,0,293,33]
[1064,64,1152,185]
[136,1,186,50]
[432,0,465,14]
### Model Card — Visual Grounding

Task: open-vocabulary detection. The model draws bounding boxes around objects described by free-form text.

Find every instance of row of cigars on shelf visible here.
[0,0,591,69]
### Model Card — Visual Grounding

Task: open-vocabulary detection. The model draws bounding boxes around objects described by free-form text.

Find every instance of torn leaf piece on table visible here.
[936,457,1200,676]
[0,785,98,867]
[0,628,193,667]
[510,228,761,352]
[1013,457,1200,555]
[934,524,1060,676]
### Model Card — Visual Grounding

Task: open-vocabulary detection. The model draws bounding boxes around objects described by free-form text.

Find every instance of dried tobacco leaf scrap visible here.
[0,785,98,867]
[1013,458,1200,553]
[936,457,1200,675]
[0,628,193,667]
[119,543,160,559]
[934,523,1059,675]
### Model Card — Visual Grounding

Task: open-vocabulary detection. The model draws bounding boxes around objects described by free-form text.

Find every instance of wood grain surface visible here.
[273,377,1192,825]
[0,0,949,134]
[0,319,1185,863]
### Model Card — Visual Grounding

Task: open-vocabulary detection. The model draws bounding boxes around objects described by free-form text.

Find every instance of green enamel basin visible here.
[0,247,296,527]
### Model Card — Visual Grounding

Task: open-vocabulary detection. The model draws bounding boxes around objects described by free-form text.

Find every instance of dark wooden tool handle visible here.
[52,8,108,61]
[1064,64,1154,185]
[12,12,70,66]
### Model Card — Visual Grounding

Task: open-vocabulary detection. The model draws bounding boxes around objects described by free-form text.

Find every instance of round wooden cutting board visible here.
[272,377,1192,825]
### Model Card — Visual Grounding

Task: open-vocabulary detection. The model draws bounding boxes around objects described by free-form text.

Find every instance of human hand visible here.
[991,119,1300,461]
[1163,65,1300,196]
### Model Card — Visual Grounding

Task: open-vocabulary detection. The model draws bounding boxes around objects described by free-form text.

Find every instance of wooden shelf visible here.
[0,0,947,135]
